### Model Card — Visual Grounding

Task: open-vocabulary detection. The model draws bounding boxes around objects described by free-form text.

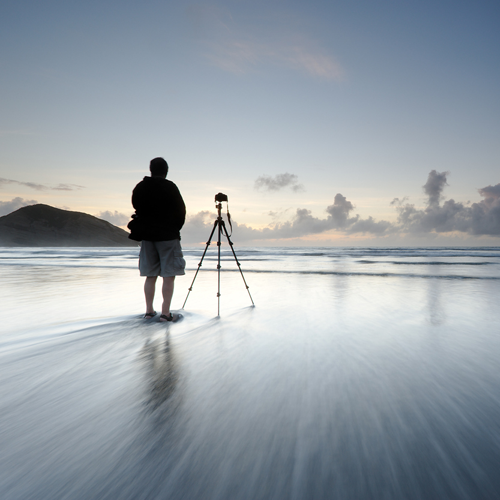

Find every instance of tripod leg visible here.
[217,216,222,316]
[182,219,219,309]
[220,220,255,307]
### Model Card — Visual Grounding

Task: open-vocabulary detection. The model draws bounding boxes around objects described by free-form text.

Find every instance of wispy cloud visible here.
[189,6,344,81]
[0,178,84,191]
[204,38,344,80]
[53,183,85,191]
[0,197,38,216]
[279,44,344,81]
[182,171,500,243]
[255,173,305,192]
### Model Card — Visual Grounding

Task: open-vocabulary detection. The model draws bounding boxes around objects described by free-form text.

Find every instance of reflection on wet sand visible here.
[140,332,179,412]
[427,277,445,326]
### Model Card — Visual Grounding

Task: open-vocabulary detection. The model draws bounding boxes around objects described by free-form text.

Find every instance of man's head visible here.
[150,157,169,178]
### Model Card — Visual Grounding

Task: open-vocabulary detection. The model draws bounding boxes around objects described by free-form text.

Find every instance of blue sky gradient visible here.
[1,0,499,244]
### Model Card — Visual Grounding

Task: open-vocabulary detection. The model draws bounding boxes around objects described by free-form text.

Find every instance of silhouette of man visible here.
[131,157,186,322]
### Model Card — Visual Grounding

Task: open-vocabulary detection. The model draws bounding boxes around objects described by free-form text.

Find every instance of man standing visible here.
[131,157,186,322]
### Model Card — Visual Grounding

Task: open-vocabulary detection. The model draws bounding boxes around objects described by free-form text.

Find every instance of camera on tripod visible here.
[215,192,228,203]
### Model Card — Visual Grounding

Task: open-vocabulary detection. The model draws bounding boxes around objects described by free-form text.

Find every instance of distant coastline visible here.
[0,204,136,247]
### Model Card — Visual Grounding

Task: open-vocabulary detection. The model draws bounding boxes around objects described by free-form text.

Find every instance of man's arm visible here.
[171,184,186,230]
[131,183,144,213]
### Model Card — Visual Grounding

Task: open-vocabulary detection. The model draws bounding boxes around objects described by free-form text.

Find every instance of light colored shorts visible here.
[139,239,186,277]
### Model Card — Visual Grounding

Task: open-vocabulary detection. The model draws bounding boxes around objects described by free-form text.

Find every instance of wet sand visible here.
[1,249,500,499]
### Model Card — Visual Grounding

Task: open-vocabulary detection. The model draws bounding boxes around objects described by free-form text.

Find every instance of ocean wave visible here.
[357,260,495,266]
[185,267,500,280]
[1,247,499,281]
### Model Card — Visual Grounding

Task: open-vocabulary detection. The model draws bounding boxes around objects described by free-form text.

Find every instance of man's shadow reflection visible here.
[140,332,179,413]
[427,277,445,326]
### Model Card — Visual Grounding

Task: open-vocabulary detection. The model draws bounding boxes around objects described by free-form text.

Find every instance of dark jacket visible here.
[130,176,186,241]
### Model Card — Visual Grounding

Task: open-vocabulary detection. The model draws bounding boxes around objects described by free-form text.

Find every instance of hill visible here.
[0,204,136,247]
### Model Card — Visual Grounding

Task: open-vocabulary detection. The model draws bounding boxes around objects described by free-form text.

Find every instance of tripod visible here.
[182,201,255,316]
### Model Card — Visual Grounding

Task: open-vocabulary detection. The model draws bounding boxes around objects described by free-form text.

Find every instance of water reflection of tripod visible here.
[182,197,255,316]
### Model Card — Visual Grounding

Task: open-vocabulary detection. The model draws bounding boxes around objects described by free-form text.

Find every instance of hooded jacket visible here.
[131,176,186,241]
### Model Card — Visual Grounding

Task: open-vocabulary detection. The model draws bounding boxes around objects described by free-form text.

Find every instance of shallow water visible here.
[1,247,500,499]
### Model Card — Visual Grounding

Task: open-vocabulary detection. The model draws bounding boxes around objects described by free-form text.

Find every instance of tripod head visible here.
[215,202,222,216]
[214,192,228,217]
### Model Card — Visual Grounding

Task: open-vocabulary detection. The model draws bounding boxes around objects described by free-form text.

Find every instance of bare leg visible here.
[161,276,175,317]
[144,276,158,314]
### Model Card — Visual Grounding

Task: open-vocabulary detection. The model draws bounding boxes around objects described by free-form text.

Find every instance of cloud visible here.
[255,173,305,192]
[268,208,293,221]
[423,169,448,206]
[479,184,500,200]
[0,197,38,216]
[393,171,500,236]
[182,194,394,244]
[182,171,500,244]
[0,178,47,191]
[328,171,500,237]
[325,193,354,228]
[189,6,344,81]
[97,210,130,226]
[0,178,84,191]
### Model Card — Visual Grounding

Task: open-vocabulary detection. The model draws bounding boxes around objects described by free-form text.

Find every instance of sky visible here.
[1,0,499,246]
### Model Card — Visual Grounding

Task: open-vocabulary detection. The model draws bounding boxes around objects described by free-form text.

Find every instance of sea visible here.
[1,246,500,500]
